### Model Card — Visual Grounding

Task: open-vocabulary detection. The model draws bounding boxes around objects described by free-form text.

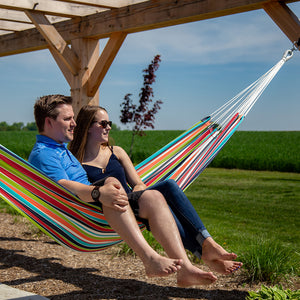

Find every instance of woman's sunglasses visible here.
[92,120,112,128]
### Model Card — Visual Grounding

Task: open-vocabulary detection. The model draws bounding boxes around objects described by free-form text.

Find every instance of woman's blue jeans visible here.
[147,179,211,258]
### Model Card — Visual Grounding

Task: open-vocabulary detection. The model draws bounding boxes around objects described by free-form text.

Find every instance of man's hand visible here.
[99,177,129,212]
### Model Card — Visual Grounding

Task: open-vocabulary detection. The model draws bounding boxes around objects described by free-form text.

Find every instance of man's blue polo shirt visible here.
[28,135,90,185]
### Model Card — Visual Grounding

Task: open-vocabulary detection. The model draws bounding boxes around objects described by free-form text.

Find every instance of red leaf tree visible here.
[120,55,163,157]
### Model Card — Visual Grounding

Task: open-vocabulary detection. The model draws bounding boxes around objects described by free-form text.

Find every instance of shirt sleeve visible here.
[29,148,70,182]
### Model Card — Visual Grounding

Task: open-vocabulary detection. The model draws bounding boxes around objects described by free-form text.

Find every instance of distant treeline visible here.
[0,122,37,131]
[0,121,121,132]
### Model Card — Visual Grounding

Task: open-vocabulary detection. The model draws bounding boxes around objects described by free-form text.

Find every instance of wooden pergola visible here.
[0,0,299,115]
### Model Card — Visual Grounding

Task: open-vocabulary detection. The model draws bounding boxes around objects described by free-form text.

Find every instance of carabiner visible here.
[282,49,294,62]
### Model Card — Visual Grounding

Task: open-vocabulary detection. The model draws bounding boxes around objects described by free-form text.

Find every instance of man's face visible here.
[48,104,76,144]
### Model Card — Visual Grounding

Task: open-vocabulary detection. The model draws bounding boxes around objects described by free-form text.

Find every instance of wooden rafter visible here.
[87,32,127,96]
[0,0,299,113]
[25,10,80,75]
[54,0,143,9]
[0,0,299,57]
[0,0,108,18]
[263,1,300,49]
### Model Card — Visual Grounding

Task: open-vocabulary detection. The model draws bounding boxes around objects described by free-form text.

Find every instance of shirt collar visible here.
[36,134,68,149]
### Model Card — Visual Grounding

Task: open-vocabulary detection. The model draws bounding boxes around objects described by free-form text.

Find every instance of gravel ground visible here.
[0,212,295,300]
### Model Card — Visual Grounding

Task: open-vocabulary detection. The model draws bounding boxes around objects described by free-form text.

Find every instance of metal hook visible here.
[282,49,293,62]
[291,39,300,52]
[281,41,300,62]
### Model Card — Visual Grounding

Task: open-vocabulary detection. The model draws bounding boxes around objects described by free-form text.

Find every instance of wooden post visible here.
[25,11,126,116]
[70,38,100,116]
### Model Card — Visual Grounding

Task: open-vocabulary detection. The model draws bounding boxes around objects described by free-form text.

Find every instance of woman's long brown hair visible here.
[69,105,107,163]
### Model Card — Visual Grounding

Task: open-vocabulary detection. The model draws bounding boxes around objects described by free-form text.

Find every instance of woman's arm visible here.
[113,146,147,192]
[58,178,129,211]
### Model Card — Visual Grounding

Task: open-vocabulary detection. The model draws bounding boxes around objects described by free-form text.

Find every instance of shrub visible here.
[240,238,300,284]
[247,284,300,300]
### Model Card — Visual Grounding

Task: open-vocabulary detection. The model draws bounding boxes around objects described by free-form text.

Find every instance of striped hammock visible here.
[0,49,294,252]
[136,49,294,191]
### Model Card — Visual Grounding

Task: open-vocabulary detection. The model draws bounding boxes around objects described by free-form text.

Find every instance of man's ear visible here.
[45,117,53,129]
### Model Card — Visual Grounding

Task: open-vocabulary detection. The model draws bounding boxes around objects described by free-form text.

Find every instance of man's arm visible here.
[58,178,129,212]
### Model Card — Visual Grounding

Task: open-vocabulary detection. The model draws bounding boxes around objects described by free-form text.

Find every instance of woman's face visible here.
[88,109,111,144]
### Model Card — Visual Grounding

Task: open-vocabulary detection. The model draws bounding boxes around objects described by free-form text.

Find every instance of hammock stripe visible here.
[0,146,127,251]
[0,50,291,252]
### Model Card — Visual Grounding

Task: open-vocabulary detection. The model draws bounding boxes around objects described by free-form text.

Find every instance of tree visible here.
[23,122,37,131]
[8,122,24,131]
[0,121,9,131]
[120,54,163,157]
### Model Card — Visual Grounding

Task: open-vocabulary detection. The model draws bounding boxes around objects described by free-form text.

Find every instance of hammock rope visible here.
[136,48,295,191]
[0,49,295,252]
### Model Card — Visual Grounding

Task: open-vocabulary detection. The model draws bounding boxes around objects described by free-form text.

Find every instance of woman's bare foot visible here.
[203,259,242,275]
[202,237,242,274]
[144,255,183,278]
[177,264,217,287]
[202,237,237,260]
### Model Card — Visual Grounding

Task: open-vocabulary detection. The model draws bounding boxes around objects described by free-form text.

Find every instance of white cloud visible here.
[116,4,300,65]
[2,4,299,69]
[0,3,299,130]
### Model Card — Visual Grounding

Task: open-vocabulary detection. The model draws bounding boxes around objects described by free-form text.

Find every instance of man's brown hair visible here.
[34,94,73,132]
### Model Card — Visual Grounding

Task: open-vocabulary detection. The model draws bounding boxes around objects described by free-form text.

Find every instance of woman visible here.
[69,105,242,277]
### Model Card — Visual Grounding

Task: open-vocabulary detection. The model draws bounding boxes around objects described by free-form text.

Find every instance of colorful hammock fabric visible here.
[0,49,294,252]
[137,49,294,191]
[0,144,129,251]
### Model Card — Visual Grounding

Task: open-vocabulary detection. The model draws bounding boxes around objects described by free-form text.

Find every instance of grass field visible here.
[186,168,299,252]
[0,130,299,172]
[1,130,299,283]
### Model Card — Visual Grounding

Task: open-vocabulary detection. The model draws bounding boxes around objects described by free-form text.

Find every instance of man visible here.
[29,95,126,211]
[29,94,241,286]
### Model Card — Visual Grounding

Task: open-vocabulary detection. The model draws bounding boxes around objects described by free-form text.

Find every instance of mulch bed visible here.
[0,212,292,300]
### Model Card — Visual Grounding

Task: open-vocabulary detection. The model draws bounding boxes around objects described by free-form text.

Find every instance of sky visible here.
[0,3,299,131]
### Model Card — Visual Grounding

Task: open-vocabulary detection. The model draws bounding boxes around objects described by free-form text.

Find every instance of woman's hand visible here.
[114,146,147,191]
[132,183,147,192]
[99,177,129,212]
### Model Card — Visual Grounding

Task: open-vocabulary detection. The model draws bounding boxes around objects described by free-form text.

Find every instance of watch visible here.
[91,186,101,202]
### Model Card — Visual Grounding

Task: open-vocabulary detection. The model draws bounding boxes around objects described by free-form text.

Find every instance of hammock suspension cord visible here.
[136,47,296,191]
[210,48,295,130]
[0,47,297,252]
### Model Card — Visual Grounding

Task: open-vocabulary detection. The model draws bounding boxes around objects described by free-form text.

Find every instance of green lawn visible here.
[186,168,300,255]
[1,167,298,255]
[1,130,299,283]
[1,130,299,172]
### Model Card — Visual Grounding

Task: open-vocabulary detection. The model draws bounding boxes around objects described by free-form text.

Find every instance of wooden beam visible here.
[0,29,12,34]
[55,0,147,9]
[0,8,69,24]
[55,0,127,9]
[0,9,31,23]
[0,0,107,18]
[48,47,74,87]
[87,32,127,97]
[0,19,34,31]
[1,0,299,57]
[70,38,100,115]
[263,1,300,50]
[25,10,80,75]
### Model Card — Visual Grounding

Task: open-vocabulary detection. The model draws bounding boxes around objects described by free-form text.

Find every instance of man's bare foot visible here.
[202,237,242,274]
[144,255,183,278]
[177,264,217,287]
